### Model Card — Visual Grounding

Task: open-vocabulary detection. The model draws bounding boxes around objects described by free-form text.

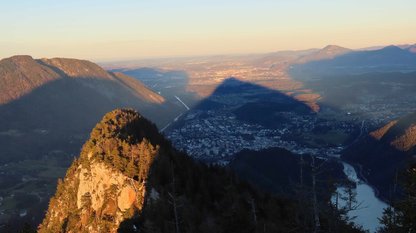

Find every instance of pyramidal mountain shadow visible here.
[162,76,361,165]
[168,77,315,131]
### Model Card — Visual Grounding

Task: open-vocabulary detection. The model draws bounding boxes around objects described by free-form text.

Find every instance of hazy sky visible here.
[1,0,415,61]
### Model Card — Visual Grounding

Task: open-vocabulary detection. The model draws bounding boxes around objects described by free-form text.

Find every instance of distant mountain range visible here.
[0,55,164,106]
[358,44,416,52]
[292,45,416,75]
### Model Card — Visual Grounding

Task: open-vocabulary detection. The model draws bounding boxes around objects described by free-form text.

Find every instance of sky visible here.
[1,0,415,61]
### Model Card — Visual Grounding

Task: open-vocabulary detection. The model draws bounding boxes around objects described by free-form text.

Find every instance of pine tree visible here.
[378,165,416,233]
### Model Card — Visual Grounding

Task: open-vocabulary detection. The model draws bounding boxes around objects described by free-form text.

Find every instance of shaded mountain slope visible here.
[230,147,345,196]
[343,112,416,200]
[0,55,61,105]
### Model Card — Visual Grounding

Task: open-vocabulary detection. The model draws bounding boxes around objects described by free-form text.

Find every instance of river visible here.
[334,162,389,233]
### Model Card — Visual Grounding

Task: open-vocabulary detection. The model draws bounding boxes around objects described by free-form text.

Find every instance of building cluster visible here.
[166,108,350,163]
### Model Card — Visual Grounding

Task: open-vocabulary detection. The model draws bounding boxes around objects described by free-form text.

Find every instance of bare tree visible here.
[311,156,321,233]
[249,197,257,226]
[168,165,181,233]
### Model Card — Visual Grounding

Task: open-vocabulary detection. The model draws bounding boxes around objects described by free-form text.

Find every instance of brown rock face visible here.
[118,186,138,211]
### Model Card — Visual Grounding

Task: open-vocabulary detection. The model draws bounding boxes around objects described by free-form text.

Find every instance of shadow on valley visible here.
[169,77,313,130]
[97,80,362,232]
[165,77,361,163]
[163,78,358,197]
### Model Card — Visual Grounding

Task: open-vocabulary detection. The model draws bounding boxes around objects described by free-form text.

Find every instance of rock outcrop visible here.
[38,109,158,233]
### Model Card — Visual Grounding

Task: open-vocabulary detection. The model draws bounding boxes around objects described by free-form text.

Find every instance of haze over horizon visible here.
[1,0,415,62]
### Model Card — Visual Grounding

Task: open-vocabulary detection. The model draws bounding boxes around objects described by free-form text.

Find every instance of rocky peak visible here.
[381,45,403,52]
[4,55,35,65]
[318,45,351,56]
[296,45,351,63]
[322,44,349,52]
[38,109,160,233]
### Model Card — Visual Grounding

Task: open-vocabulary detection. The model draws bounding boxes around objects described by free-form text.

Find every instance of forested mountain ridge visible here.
[0,55,164,105]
